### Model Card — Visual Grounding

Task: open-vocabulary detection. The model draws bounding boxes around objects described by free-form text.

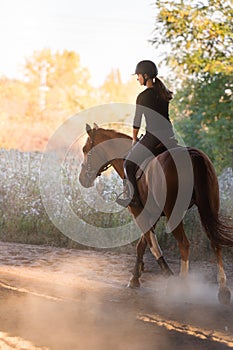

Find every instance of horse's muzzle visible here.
[79,172,95,188]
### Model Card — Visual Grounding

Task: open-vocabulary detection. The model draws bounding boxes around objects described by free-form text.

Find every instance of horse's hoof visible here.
[162,268,174,278]
[218,286,231,305]
[127,277,140,289]
[130,261,144,277]
[157,256,174,278]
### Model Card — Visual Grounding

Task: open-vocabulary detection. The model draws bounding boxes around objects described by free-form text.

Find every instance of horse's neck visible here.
[111,158,125,179]
[101,130,131,179]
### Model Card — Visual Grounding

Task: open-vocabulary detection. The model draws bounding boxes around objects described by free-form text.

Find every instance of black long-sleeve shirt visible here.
[133,87,174,139]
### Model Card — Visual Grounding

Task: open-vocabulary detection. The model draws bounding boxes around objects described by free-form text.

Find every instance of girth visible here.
[135,156,154,181]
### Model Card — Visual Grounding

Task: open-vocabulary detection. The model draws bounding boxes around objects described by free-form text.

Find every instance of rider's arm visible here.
[133,95,143,132]
[133,127,139,143]
[132,92,144,145]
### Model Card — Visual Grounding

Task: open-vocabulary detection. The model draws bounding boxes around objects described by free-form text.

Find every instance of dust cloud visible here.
[0,273,171,350]
[0,242,232,350]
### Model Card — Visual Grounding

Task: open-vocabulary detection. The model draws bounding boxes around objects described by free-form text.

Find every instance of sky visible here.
[0,0,162,86]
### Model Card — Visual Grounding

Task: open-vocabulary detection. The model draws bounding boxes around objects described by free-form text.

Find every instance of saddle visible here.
[135,140,180,181]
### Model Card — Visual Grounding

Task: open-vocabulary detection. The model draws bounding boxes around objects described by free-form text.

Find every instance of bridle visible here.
[81,135,112,179]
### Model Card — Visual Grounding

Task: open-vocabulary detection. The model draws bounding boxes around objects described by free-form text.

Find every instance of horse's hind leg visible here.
[147,230,174,277]
[211,243,231,304]
[128,234,147,288]
[172,222,190,277]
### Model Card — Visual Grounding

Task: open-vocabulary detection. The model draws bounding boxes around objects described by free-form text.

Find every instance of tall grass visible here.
[0,149,232,257]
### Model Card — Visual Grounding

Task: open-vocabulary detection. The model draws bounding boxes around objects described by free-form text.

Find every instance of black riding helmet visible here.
[134,60,158,85]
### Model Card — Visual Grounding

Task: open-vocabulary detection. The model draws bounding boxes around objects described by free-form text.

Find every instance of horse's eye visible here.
[82,146,87,153]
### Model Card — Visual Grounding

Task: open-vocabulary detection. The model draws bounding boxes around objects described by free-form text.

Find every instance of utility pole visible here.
[39,60,49,111]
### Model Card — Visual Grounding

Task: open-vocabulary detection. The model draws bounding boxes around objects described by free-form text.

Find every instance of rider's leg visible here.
[116,132,166,208]
[116,159,142,208]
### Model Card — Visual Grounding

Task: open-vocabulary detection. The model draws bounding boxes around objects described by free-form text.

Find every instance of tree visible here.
[171,74,233,172]
[153,0,233,172]
[0,50,143,151]
[0,77,28,119]
[24,49,96,122]
[153,0,233,77]
[99,68,141,104]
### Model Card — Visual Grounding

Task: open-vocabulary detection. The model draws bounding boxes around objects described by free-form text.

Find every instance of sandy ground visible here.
[0,241,232,350]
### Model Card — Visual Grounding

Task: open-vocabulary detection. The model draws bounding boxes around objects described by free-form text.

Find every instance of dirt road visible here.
[0,241,232,350]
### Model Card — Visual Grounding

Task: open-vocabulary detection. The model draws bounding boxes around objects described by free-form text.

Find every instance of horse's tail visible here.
[190,148,233,247]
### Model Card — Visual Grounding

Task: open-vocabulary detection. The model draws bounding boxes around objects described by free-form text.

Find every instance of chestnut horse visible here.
[79,123,233,304]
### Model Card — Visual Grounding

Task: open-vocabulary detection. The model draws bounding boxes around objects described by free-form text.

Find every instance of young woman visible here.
[116,60,177,208]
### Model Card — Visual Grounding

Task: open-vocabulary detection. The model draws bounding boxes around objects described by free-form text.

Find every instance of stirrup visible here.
[116,194,141,208]
[116,195,132,208]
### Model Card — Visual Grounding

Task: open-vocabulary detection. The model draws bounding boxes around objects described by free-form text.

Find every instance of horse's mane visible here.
[99,128,132,140]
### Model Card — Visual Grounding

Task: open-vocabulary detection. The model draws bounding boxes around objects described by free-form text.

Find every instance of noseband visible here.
[81,136,112,179]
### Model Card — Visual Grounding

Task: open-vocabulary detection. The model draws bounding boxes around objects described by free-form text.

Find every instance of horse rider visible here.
[116,60,178,208]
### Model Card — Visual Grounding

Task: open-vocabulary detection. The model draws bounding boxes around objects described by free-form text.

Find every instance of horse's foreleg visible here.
[128,229,173,288]
[211,243,231,305]
[128,234,147,288]
[132,207,173,278]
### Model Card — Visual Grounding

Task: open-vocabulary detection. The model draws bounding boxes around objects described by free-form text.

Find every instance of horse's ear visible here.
[86,123,92,135]
[93,123,99,130]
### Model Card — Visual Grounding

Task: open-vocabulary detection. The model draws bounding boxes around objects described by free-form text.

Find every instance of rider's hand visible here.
[132,138,139,147]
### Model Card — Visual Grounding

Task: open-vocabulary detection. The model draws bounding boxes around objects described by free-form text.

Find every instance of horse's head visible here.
[79,123,132,188]
[79,123,109,188]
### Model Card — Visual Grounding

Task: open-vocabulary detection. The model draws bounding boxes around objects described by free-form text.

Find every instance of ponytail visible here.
[153,77,173,102]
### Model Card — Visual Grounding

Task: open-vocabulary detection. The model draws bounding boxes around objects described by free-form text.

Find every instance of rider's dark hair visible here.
[153,77,173,102]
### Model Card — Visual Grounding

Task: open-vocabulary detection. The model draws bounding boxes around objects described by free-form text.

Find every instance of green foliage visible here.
[153,0,233,172]
[154,0,233,77]
[172,73,233,172]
